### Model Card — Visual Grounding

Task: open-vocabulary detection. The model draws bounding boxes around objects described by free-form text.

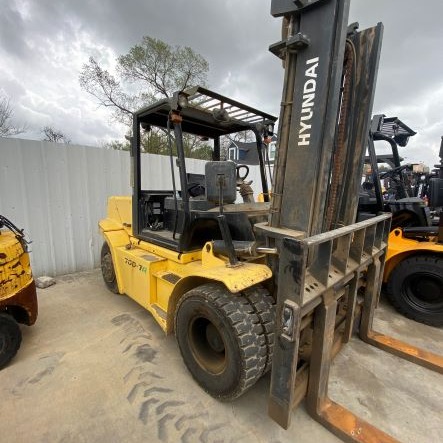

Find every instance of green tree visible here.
[79,36,210,159]
[101,139,130,151]
[103,131,212,160]
[118,37,208,100]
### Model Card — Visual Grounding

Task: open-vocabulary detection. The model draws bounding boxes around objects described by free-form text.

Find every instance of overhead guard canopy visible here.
[135,86,277,139]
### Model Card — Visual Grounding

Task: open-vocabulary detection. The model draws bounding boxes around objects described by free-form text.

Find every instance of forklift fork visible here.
[262,213,443,442]
[307,273,399,443]
[307,258,443,443]
[359,272,443,376]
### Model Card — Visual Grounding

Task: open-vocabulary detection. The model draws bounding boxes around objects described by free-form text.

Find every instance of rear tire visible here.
[0,313,22,369]
[386,255,443,326]
[101,242,119,294]
[175,283,268,400]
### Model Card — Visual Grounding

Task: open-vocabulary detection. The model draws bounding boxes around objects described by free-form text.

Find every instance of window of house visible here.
[228,147,237,160]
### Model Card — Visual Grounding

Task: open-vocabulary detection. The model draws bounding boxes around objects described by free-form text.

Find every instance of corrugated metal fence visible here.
[0,138,263,276]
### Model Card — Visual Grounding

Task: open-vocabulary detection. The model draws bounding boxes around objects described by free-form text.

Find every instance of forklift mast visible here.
[261,2,443,439]
[269,0,383,234]
[260,0,389,429]
[270,0,349,234]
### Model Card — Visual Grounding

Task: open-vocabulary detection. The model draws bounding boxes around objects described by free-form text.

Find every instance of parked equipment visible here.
[383,137,443,326]
[100,1,443,441]
[361,120,443,325]
[0,215,38,369]
[361,115,430,229]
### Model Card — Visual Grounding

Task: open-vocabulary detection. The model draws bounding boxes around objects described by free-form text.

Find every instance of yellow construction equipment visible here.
[0,215,38,369]
[361,117,443,326]
[99,1,443,441]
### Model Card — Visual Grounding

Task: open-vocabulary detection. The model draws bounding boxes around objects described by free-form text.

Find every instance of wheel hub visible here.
[189,317,226,375]
[413,279,441,303]
[404,273,443,309]
[205,323,224,353]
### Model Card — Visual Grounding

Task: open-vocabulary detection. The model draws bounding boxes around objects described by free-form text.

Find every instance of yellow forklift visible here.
[383,137,443,326]
[0,215,38,369]
[361,119,443,326]
[100,1,443,441]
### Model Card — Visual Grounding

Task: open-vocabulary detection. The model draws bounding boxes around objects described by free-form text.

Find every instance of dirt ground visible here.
[1,270,442,443]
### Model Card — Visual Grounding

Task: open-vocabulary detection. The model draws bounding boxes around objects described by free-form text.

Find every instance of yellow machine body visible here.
[99,196,272,334]
[383,228,443,282]
[0,230,38,326]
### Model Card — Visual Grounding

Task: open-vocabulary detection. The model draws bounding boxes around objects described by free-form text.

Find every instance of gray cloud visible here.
[1,0,442,166]
[0,3,29,58]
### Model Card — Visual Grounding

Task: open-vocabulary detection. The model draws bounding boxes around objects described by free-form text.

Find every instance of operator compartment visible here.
[132,86,277,255]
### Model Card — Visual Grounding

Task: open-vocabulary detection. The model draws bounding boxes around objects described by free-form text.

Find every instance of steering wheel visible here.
[380,164,412,179]
[236,164,249,181]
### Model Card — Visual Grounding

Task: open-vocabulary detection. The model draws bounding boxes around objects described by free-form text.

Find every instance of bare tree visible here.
[0,93,27,137]
[79,57,135,126]
[42,126,71,144]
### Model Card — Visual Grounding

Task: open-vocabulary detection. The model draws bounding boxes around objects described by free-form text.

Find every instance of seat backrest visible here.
[205,161,237,204]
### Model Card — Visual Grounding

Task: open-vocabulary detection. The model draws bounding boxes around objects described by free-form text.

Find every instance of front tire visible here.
[175,283,269,400]
[0,313,22,369]
[101,242,119,294]
[386,255,443,326]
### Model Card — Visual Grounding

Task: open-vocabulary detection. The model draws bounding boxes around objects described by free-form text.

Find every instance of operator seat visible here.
[205,161,237,205]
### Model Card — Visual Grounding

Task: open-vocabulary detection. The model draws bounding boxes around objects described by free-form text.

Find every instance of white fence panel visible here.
[1,138,264,277]
[1,138,132,276]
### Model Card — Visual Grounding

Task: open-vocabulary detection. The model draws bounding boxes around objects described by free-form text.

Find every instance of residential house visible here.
[227,135,277,165]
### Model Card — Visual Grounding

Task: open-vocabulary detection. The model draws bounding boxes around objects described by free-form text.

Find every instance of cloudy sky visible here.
[1,0,442,167]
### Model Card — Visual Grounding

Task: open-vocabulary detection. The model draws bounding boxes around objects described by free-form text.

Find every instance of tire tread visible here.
[100,242,119,294]
[176,282,270,400]
[0,313,22,369]
[386,254,443,326]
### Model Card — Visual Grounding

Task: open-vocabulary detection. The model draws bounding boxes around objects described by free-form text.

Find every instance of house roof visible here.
[229,135,277,165]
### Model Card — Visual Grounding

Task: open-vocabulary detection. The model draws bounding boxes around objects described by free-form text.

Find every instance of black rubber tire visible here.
[386,254,443,326]
[242,285,276,373]
[0,313,22,369]
[175,283,268,400]
[101,242,119,294]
